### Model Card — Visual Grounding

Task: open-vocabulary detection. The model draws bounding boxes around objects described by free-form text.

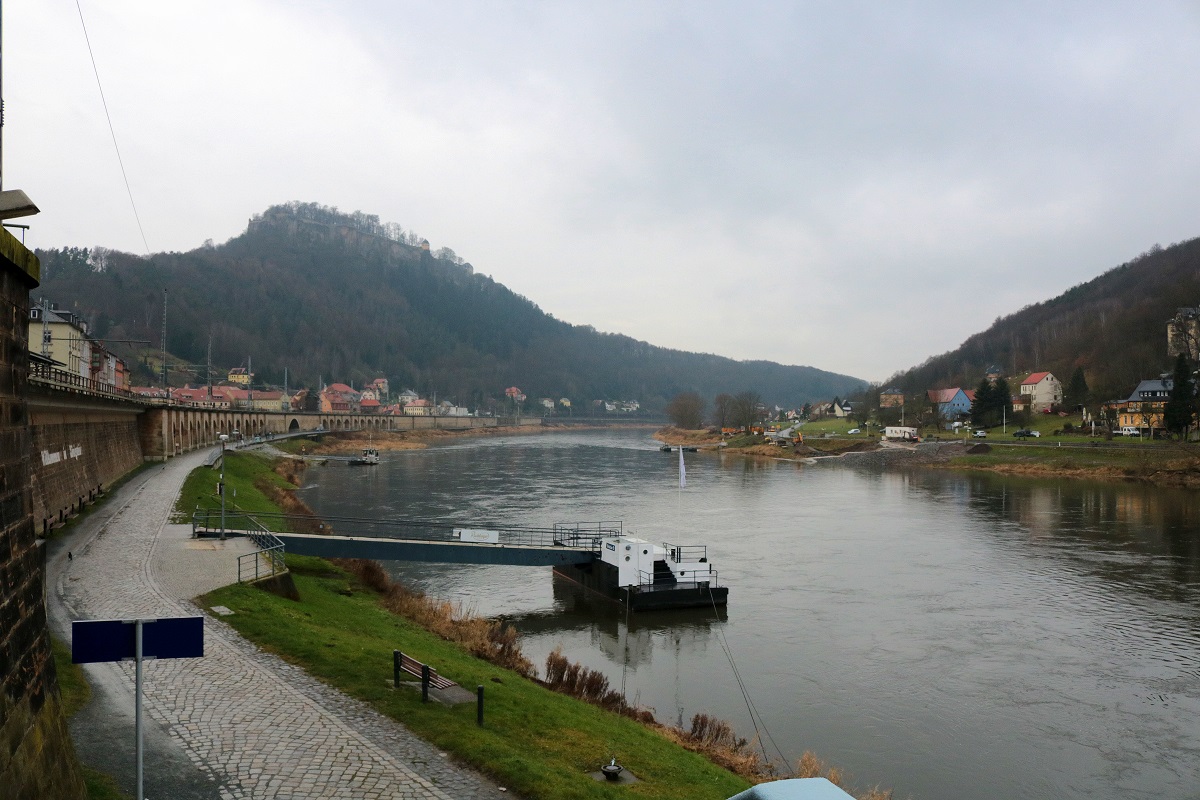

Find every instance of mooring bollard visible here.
[422,664,431,702]
[393,650,401,689]
[477,685,484,727]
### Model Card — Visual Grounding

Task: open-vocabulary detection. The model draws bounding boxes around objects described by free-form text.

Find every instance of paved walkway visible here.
[49,450,515,799]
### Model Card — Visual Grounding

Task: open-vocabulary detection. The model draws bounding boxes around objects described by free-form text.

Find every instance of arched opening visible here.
[289,418,300,432]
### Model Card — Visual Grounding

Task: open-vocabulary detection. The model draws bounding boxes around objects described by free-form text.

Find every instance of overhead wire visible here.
[709,592,791,768]
[74,0,150,255]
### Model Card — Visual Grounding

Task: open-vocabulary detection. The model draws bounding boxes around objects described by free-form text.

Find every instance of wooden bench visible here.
[394,651,457,690]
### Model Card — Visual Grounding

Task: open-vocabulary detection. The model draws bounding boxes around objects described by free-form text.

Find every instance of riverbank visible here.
[290,422,662,457]
[195,450,892,799]
[656,426,1200,487]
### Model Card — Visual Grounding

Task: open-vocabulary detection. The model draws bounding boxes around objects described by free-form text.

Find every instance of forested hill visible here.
[883,237,1200,401]
[33,202,865,411]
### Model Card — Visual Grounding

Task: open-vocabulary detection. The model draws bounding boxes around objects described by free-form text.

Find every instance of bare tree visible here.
[713,393,734,428]
[666,392,705,429]
[731,391,763,430]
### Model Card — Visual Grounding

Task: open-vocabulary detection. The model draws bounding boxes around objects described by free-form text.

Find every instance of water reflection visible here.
[904,469,1200,603]
[298,429,1200,800]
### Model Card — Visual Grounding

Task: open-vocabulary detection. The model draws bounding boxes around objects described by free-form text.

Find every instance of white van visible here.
[1119,426,1141,436]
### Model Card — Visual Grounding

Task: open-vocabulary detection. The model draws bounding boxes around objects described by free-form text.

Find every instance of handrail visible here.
[635,566,720,591]
[29,360,138,401]
[192,509,609,552]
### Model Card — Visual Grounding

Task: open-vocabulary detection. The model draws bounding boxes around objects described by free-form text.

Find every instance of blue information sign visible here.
[72,616,204,663]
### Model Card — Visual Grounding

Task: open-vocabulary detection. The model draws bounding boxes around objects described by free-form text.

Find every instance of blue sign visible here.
[72,616,204,664]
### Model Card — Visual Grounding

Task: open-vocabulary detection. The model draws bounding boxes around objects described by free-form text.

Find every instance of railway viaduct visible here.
[26,376,521,535]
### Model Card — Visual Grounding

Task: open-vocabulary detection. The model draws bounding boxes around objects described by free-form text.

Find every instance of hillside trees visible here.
[881,237,1200,405]
[32,203,866,408]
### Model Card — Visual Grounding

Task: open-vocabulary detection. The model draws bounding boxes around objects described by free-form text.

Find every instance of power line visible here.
[74,0,150,255]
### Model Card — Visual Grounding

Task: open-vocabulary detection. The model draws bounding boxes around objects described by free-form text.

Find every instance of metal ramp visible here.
[192,511,615,567]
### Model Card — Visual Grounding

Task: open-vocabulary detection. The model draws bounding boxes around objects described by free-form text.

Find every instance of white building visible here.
[1019,372,1063,413]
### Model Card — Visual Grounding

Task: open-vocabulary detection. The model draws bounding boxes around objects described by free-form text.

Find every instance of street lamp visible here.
[218,434,230,540]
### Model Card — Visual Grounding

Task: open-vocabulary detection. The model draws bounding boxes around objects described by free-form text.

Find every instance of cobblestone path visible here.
[56,450,513,799]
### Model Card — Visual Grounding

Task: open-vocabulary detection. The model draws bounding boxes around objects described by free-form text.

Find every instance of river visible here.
[296,428,1200,800]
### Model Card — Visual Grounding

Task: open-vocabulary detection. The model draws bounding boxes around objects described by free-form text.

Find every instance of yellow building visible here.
[227,367,253,386]
[28,304,89,377]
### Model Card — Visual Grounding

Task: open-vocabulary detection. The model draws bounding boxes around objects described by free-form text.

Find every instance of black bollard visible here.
[477,685,484,727]
[422,664,431,702]
[393,650,401,689]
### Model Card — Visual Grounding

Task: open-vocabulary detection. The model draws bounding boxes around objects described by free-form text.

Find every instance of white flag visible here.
[678,445,686,488]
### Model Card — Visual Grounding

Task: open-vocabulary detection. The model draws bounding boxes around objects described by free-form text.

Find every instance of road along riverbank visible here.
[46,447,516,800]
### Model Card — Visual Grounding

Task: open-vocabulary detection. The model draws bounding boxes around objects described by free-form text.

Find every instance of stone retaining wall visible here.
[0,229,86,799]
[26,402,144,534]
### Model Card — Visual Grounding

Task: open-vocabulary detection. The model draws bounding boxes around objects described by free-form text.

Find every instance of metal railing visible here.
[662,542,709,564]
[29,360,139,401]
[192,509,613,553]
[237,544,286,583]
[192,509,287,583]
[636,566,721,592]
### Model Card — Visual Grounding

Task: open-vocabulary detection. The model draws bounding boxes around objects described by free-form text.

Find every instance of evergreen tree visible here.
[1163,353,1195,437]
[1064,367,1090,411]
[971,380,995,427]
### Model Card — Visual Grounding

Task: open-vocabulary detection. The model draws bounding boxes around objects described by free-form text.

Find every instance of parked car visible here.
[1120,426,1141,436]
[973,430,988,438]
[1013,429,1040,438]
[847,428,860,435]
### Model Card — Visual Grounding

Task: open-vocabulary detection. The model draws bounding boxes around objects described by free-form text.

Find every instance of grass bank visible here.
[201,558,751,800]
[51,637,133,800]
[173,449,313,526]
[943,443,1200,486]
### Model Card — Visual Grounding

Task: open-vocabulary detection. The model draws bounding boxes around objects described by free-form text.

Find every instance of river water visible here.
[296,429,1200,800]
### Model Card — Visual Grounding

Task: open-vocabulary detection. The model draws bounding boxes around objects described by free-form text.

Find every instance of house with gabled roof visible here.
[927,388,972,420]
[1105,376,1173,435]
[1019,372,1062,413]
[879,388,904,408]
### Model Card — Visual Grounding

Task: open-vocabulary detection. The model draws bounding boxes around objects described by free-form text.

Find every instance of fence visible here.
[193,509,287,583]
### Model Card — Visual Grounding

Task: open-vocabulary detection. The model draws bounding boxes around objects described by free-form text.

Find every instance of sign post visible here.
[73,616,204,800]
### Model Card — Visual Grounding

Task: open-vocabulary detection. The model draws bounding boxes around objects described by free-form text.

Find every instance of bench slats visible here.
[398,653,456,690]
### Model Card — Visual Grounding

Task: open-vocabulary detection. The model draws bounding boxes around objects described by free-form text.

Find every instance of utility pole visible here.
[40,297,50,357]
[160,289,168,388]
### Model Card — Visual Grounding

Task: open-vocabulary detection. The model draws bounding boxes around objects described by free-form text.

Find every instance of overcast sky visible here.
[8,2,1200,382]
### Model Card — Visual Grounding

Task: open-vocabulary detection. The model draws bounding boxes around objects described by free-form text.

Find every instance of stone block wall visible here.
[0,230,86,798]
[27,405,143,533]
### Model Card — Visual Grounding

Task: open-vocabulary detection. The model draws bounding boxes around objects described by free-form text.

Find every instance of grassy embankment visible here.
[941,441,1200,486]
[189,450,890,799]
[655,425,876,459]
[51,638,132,799]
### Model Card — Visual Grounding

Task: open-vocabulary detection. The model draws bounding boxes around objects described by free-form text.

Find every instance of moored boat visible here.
[552,524,727,610]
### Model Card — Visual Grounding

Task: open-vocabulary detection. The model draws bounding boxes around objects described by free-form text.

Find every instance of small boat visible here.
[349,447,379,466]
